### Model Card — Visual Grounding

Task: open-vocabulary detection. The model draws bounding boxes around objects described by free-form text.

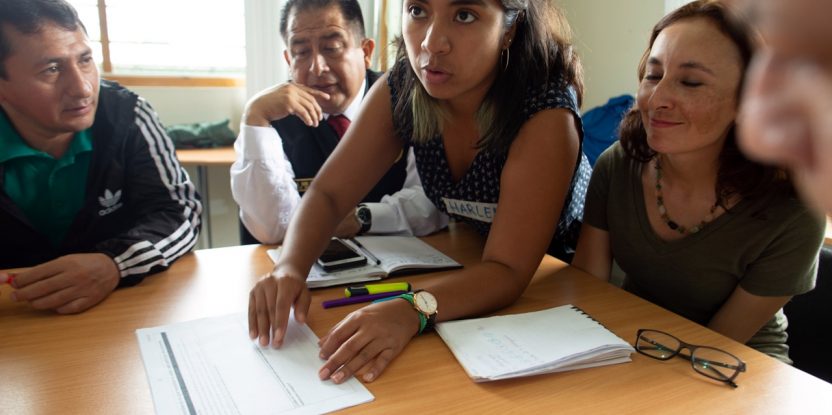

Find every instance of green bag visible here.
[166,119,235,149]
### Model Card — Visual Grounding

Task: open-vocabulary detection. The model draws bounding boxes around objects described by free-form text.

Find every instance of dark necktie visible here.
[326,114,351,140]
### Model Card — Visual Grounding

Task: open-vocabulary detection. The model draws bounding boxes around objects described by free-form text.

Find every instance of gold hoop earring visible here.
[501,47,510,72]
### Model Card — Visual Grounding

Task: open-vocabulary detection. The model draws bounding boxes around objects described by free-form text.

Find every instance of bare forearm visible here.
[707,287,791,344]
[421,259,537,323]
[571,225,613,282]
[276,187,352,276]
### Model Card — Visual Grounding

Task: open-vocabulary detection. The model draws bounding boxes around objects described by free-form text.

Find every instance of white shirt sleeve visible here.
[231,125,447,242]
[363,149,449,236]
[229,124,300,244]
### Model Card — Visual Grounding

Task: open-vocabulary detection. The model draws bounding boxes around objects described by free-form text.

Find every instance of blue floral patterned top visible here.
[388,61,591,261]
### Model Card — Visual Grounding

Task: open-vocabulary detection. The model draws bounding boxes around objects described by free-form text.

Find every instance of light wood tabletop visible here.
[1,224,830,414]
[175,146,236,166]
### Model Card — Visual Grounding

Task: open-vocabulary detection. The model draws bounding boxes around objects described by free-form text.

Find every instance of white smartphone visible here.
[316,238,367,272]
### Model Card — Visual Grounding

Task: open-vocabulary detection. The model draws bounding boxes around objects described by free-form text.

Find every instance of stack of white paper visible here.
[136,313,373,414]
[435,305,634,382]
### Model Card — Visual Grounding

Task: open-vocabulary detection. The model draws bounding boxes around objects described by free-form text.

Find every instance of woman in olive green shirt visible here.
[572,1,825,363]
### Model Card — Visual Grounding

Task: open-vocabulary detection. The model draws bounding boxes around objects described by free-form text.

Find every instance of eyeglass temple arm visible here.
[679,352,744,371]
[684,353,740,388]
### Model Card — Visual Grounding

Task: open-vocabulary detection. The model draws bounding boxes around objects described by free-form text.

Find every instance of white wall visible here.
[245,0,287,98]
[558,0,665,110]
[665,0,694,14]
[132,86,246,128]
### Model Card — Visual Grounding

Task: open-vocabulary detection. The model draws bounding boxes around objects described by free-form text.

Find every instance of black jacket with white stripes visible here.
[0,80,202,286]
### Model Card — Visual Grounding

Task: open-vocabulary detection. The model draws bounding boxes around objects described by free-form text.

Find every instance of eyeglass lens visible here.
[690,346,743,385]
[636,329,744,388]
[636,330,680,359]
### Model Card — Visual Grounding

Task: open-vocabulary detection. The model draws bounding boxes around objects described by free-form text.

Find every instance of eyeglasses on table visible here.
[635,328,747,388]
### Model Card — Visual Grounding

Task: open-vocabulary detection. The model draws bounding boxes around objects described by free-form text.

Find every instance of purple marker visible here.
[322,290,407,309]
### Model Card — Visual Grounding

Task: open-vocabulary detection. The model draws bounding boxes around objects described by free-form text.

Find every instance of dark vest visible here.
[271,70,407,202]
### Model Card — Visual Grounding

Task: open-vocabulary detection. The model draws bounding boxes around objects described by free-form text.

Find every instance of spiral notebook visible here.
[435,304,634,382]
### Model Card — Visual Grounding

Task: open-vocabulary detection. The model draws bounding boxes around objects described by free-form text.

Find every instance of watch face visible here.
[414,291,437,315]
[356,206,371,224]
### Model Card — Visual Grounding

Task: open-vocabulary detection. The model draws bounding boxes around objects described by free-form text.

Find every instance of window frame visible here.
[91,0,244,87]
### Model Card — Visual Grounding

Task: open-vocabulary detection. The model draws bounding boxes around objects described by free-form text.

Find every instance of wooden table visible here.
[175,147,237,248]
[2,225,830,414]
[176,146,237,166]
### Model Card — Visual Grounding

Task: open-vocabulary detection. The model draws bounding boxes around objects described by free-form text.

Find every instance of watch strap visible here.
[414,290,437,333]
[373,293,428,335]
[423,312,436,333]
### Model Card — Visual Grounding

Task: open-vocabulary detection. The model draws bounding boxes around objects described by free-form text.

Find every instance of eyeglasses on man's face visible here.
[635,329,747,388]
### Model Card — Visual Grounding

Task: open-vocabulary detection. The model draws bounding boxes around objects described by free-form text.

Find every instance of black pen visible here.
[349,238,381,265]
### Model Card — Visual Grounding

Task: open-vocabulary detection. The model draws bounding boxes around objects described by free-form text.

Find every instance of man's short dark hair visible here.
[279,0,366,44]
[0,0,86,79]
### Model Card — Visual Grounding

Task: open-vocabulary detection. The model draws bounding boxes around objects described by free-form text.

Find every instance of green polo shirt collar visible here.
[0,110,94,246]
[0,114,40,163]
[0,112,93,163]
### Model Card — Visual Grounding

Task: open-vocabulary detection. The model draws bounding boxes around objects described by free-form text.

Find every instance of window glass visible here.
[67,0,245,76]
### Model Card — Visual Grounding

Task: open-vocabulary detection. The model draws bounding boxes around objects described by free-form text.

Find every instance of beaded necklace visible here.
[653,157,719,235]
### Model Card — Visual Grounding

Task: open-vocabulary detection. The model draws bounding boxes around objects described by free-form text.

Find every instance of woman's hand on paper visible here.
[317,298,421,384]
[248,268,311,348]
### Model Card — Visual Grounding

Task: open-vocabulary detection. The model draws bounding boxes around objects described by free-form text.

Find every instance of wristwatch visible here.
[354,204,372,235]
[412,290,438,333]
[372,290,438,335]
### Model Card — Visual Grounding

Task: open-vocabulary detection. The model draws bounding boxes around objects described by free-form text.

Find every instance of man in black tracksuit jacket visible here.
[0,0,201,313]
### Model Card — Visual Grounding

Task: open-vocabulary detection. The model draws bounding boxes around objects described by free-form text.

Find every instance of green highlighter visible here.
[345,282,411,297]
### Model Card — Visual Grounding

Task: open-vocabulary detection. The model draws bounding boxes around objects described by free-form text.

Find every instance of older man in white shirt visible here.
[231,0,446,244]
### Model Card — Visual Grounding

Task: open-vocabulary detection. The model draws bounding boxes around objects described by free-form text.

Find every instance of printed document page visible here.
[137,312,373,414]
